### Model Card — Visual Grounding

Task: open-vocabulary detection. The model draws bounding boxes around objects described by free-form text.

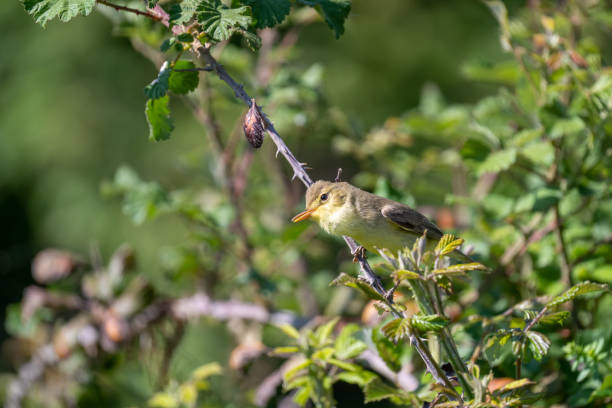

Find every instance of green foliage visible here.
[145,95,174,141]
[248,0,291,29]
[8,0,612,407]
[168,61,199,94]
[21,0,95,27]
[304,0,351,39]
[197,0,252,41]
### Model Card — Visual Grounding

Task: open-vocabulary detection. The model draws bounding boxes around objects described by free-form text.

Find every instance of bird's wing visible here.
[381,203,444,239]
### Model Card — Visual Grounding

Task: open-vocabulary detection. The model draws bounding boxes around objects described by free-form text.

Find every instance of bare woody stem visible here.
[96,0,162,21]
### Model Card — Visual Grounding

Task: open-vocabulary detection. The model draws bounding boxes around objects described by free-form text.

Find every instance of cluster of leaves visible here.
[21,0,351,143]
[272,319,416,407]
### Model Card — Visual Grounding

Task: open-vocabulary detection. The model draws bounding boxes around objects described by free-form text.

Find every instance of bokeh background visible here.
[0,0,504,346]
[2,0,611,406]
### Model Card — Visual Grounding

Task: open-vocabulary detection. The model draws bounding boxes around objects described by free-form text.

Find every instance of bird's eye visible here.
[320,193,328,201]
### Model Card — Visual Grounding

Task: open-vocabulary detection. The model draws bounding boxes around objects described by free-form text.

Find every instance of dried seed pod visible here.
[243,98,265,148]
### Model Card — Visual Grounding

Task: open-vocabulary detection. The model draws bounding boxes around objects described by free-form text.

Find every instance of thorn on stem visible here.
[334,168,343,182]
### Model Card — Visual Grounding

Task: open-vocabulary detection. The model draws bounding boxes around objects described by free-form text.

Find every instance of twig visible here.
[96,0,161,21]
[156,321,186,389]
[553,204,572,287]
[6,345,59,408]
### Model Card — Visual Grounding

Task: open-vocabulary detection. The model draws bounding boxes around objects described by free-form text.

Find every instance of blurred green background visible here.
[0,0,505,348]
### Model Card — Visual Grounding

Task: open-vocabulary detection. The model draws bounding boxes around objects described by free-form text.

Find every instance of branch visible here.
[6,345,59,408]
[96,0,162,21]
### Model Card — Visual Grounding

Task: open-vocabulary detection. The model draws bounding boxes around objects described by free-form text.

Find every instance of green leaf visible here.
[363,378,416,404]
[278,323,300,339]
[177,33,194,42]
[330,273,385,301]
[312,347,335,361]
[283,359,312,382]
[537,311,569,327]
[292,382,313,406]
[478,148,517,175]
[247,0,290,28]
[144,62,171,99]
[550,117,586,139]
[148,392,178,408]
[525,331,550,361]
[498,378,534,393]
[307,0,351,39]
[169,60,199,94]
[371,326,402,372]
[381,318,411,343]
[432,262,487,277]
[334,324,368,360]
[145,95,174,141]
[22,0,95,27]
[240,29,262,51]
[160,38,177,52]
[313,317,339,346]
[191,362,223,380]
[363,378,397,403]
[546,281,608,308]
[169,0,199,24]
[334,370,377,386]
[410,314,449,333]
[393,269,421,280]
[197,0,252,41]
[435,234,464,256]
[271,346,299,354]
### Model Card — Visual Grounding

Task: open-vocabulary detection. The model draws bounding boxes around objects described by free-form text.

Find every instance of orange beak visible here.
[291,208,316,223]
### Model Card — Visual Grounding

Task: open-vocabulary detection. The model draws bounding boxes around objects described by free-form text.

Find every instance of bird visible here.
[291,180,471,262]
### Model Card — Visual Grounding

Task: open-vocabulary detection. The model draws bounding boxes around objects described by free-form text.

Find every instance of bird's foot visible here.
[352,246,367,263]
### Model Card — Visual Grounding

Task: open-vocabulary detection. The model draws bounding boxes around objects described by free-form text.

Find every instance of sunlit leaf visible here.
[546,281,608,308]
[330,273,385,301]
[432,262,487,276]
[410,314,449,333]
[22,0,95,27]
[381,318,411,343]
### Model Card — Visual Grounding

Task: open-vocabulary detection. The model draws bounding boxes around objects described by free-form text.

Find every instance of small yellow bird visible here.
[292,180,471,261]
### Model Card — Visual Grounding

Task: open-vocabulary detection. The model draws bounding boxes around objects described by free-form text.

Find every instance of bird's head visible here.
[292,180,350,223]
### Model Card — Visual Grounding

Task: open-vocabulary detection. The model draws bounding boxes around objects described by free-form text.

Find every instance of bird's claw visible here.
[352,246,367,263]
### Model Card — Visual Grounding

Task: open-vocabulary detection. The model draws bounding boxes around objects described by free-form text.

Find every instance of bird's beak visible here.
[292,208,315,223]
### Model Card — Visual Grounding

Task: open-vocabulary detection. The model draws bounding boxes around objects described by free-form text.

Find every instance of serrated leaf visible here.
[145,62,171,99]
[169,60,199,94]
[537,311,569,327]
[240,29,262,51]
[169,0,199,24]
[435,234,464,256]
[247,0,290,28]
[546,281,608,308]
[478,148,517,175]
[197,0,252,41]
[498,378,534,393]
[381,318,411,343]
[371,326,402,372]
[334,324,367,360]
[308,0,351,39]
[525,331,550,361]
[330,273,385,301]
[393,269,421,280]
[278,323,300,339]
[410,314,449,333]
[363,378,416,404]
[432,262,487,277]
[22,0,95,27]
[145,95,174,141]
